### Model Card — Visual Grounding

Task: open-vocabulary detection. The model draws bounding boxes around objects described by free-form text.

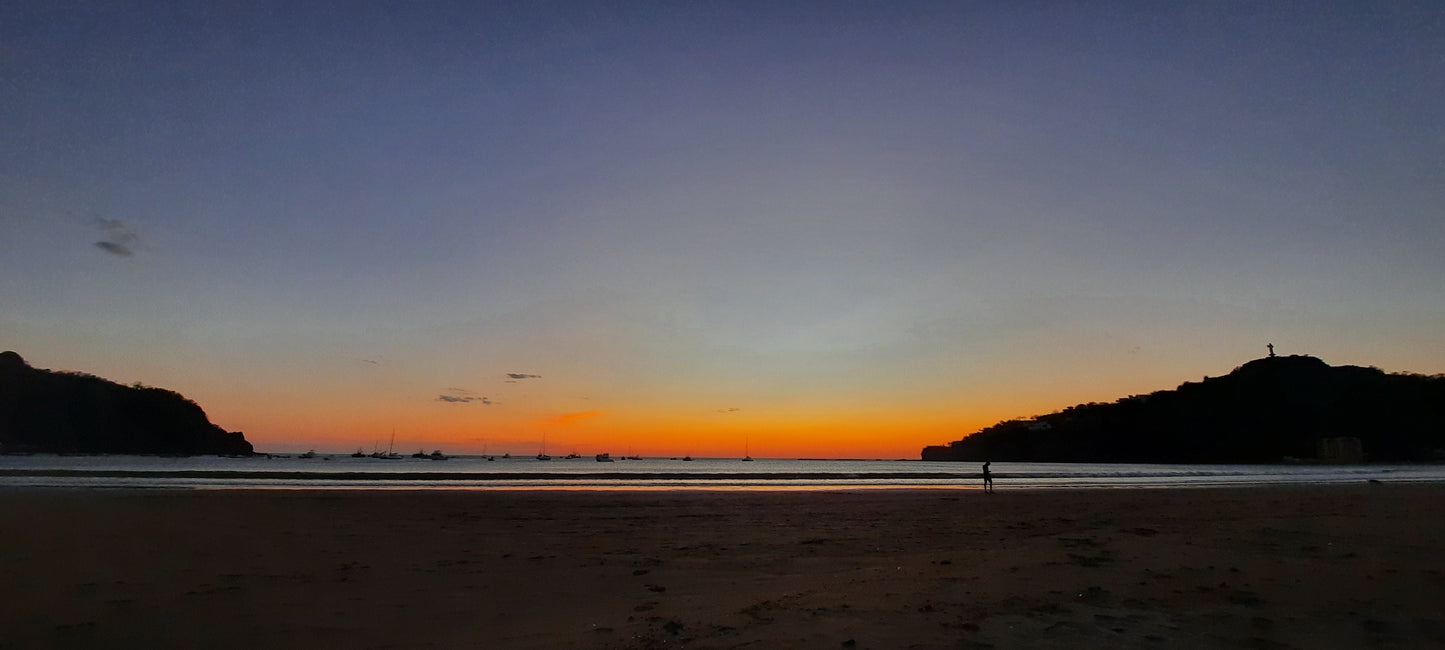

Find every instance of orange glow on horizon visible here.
[176,357,1192,460]
[544,411,607,427]
[225,401,1017,460]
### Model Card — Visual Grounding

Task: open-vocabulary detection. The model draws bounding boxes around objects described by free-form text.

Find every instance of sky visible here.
[2,1,1442,458]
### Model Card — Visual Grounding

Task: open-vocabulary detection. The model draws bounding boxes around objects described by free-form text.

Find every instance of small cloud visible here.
[90,217,138,257]
[360,358,379,365]
[436,387,491,405]
[437,395,491,404]
[506,372,542,380]
[718,407,742,413]
[94,241,134,257]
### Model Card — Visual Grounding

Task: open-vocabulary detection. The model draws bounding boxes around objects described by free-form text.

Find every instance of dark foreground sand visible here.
[2,484,1443,649]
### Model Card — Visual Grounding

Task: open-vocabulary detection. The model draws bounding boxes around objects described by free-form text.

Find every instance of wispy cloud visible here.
[718,407,742,413]
[506,372,542,380]
[93,241,133,257]
[437,395,490,404]
[436,387,491,405]
[91,218,137,257]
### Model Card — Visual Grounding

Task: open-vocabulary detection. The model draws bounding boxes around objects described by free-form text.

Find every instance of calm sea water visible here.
[3,454,1443,490]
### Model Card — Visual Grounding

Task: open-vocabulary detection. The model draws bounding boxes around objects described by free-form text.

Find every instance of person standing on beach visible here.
[982,461,994,493]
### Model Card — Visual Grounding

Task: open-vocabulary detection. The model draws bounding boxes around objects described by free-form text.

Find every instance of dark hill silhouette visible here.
[0,351,253,455]
[922,355,1445,463]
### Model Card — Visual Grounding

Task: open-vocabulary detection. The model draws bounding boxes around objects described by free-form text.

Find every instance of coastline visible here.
[5,455,1445,491]
[4,484,1444,648]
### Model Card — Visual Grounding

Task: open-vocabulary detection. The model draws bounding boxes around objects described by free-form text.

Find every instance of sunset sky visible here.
[3,2,1442,457]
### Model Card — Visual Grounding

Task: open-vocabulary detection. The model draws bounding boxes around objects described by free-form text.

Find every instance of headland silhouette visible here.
[0,351,252,456]
[923,354,1445,463]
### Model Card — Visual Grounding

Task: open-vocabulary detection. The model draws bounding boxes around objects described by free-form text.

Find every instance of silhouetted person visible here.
[1267,343,1275,357]
[982,461,994,493]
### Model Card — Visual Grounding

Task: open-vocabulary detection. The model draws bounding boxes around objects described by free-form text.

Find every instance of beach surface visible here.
[2,484,1443,649]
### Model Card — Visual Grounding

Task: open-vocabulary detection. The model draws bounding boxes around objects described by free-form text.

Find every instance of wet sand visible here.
[2,484,1443,649]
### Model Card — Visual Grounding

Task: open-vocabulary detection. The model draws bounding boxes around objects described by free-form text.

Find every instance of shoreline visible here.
[5,479,1443,493]
[4,484,1444,648]
[8,456,1445,493]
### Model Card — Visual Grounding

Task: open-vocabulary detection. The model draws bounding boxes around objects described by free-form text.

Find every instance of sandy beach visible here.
[2,484,1443,649]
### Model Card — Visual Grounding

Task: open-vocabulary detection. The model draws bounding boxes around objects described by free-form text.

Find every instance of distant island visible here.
[0,351,253,456]
[923,355,1445,464]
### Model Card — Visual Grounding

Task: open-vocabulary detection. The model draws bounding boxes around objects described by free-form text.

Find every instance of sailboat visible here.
[536,433,551,461]
[372,429,402,459]
[742,437,754,462]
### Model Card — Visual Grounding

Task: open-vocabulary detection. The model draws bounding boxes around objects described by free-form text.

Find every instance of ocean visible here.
[3,453,1443,490]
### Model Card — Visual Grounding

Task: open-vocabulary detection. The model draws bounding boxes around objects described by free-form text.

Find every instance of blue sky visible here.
[3,1,1442,455]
